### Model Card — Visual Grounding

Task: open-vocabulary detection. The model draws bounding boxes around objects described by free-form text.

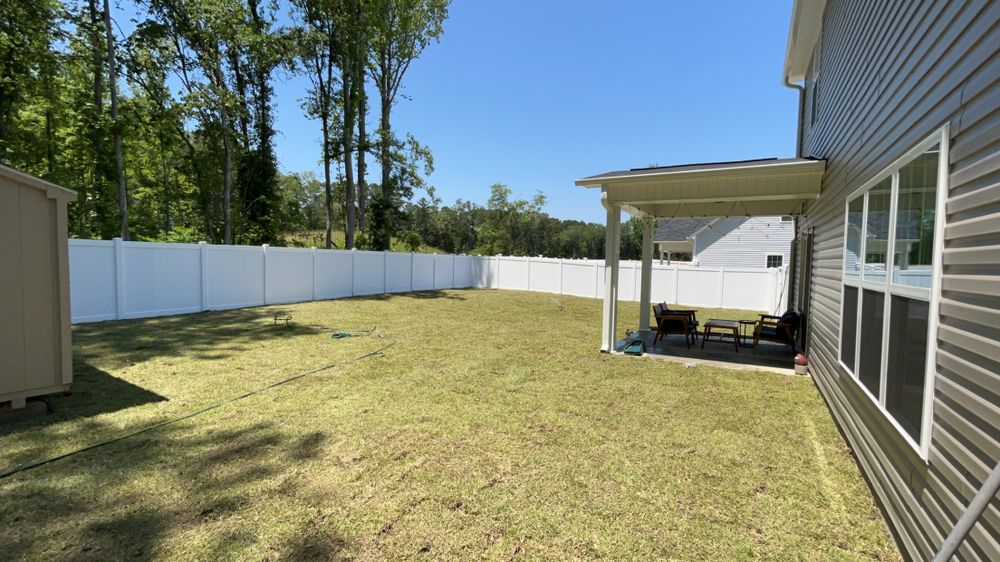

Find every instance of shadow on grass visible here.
[72,307,327,365]
[351,289,467,302]
[0,362,167,438]
[0,420,345,560]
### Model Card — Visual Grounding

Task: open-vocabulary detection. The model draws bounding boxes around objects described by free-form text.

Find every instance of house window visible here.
[838,127,948,457]
[809,46,821,127]
[766,254,783,268]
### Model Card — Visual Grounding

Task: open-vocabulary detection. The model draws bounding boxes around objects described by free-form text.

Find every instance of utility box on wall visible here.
[0,165,77,409]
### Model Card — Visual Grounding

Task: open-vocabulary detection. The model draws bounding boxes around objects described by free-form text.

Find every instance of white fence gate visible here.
[69,239,789,324]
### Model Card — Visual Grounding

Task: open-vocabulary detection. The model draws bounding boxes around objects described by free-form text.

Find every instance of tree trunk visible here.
[341,54,356,250]
[357,84,367,232]
[87,0,104,234]
[379,88,391,248]
[103,0,128,240]
[210,58,233,245]
[220,106,233,244]
[321,102,333,249]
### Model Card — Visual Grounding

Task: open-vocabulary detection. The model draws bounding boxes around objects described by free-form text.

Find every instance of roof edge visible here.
[576,157,825,187]
[0,163,78,201]
[783,0,827,84]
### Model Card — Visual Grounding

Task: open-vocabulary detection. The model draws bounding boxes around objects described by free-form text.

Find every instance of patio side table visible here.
[738,319,757,348]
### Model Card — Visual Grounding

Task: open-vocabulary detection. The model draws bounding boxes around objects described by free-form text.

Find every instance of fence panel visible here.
[649,266,677,304]
[315,250,353,299]
[561,261,598,298]
[386,252,413,293]
[204,245,265,310]
[352,251,385,295]
[68,240,787,323]
[498,257,529,290]
[676,267,722,308]
[122,241,201,318]
[266,247,314,305]
[468,256,494,288]
[411,253,435,290]
[454,255,472,287]
[528,259,561,294]
[433,254,454,289]
[720,269,770,311]
[68,240,117,322]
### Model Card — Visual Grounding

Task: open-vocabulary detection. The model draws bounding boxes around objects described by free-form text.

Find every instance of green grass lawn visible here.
[0,290,898,561]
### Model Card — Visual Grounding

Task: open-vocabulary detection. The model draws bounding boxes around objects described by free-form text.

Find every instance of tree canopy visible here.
[0,0,618,258]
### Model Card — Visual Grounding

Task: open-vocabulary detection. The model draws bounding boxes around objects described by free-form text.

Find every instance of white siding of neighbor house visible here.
[692,216,794,268]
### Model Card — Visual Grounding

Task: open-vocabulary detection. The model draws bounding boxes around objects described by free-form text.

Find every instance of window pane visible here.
[886,296,929,441]
[892,147,939,290]
[841,285,858,370]
[845,197,864,280]
[858,289,885,398]
[864,178,893,284]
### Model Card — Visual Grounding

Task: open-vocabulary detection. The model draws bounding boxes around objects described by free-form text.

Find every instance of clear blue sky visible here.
[277,1,799,223]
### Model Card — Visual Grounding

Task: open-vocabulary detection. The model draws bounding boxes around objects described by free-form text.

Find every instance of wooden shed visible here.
[0,164,77,409]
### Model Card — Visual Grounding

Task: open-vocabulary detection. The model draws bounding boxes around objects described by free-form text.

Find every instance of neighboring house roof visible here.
[654,218,716,242]
[784,0,827,83]
[848,210,921,241]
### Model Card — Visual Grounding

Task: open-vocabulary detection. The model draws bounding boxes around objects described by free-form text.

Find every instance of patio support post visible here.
[639,216,654,332]
[601,197,621,352]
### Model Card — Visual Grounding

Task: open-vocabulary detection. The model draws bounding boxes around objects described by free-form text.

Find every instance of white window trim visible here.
[836,124,949,460]
[765,254,784,268]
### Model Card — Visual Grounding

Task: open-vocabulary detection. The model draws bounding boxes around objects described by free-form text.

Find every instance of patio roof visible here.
[576,157,825,218]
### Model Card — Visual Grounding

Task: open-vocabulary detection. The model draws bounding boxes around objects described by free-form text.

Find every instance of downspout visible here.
[783,77,805,158]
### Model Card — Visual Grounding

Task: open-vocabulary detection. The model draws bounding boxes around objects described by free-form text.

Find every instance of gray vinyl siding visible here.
[691,216,794,268]
[798,0,1000,560]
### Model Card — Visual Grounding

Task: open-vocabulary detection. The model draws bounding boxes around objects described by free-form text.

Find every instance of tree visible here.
[102,0,129,239]
[366,0,448,250]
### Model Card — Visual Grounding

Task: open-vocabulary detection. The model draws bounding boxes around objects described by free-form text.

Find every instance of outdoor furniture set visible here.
[651,303,801,354]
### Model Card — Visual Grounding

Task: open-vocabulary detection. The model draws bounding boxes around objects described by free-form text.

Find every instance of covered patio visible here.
[575,157,826,368]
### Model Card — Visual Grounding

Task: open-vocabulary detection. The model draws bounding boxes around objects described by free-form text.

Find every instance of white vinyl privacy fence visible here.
[69,239,789,324]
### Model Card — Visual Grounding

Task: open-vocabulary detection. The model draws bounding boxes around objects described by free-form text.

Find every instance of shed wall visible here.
[0,175,73,404]
[798,0,1000,559]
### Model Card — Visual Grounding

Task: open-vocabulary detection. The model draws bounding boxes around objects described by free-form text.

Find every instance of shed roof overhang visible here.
[576,157,825,218]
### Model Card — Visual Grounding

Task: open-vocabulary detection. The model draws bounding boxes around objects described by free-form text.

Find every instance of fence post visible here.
[311,247,317,302]
[199,241,208,311]
[593,261,599,298]
[384,250,389,294]
[262,244,269,305]
[410,252,415,292]
[559,259,565,295]
[351,248,356,296]
[496,255,501,289]
[432,253,437,289]
[526,257,531,291]
[717,266,725,308]
[673,266,680,305]
[113,237,125,320]
[452,254,456,288]
[633,260,640,302]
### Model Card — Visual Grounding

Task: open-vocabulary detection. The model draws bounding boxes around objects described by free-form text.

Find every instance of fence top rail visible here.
[266,246,315,254]
[68,238,115,247]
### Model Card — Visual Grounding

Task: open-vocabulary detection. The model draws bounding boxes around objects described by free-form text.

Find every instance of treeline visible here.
[283,177,642,259]
[0,0,447,248]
